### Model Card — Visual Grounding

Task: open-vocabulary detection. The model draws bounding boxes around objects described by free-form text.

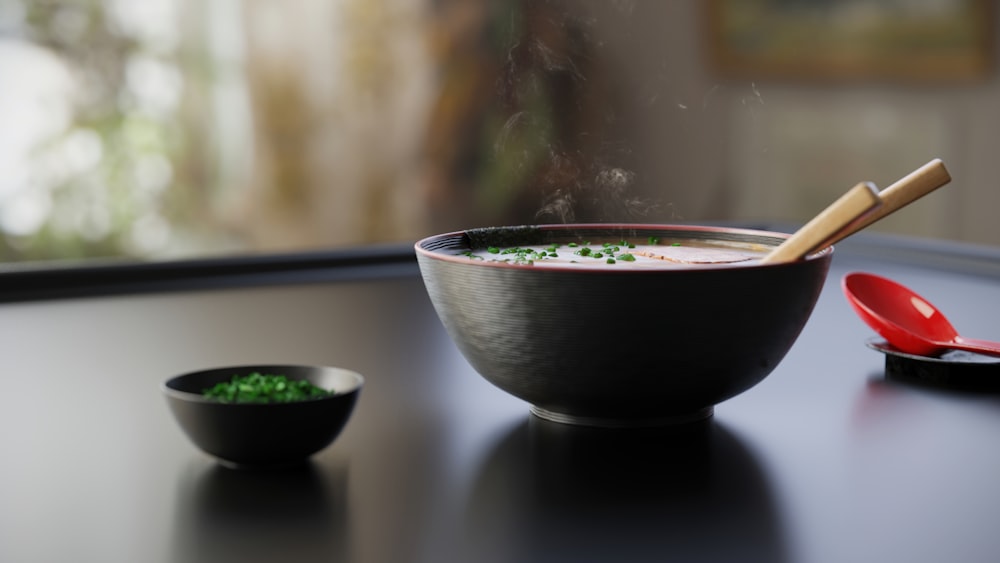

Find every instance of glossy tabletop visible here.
[3,233,1000,563]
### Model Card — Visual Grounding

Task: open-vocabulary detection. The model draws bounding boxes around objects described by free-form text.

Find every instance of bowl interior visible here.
[416,223,799,269]
[164,364,363,400]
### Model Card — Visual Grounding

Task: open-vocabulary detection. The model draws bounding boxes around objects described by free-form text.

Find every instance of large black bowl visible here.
[415,224,832,427]
[163,365,363,468]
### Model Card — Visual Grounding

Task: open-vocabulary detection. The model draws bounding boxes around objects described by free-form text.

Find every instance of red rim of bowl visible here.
[414,223,828,271]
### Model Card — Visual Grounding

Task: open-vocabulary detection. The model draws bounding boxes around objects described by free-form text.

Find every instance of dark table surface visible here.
[3,232,1000,563]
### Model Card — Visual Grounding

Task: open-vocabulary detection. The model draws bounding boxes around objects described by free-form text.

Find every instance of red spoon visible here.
[842,272,1000,357]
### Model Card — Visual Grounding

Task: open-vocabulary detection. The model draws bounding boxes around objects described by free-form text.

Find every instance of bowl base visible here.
[529,405,714,428]
[216,458,311,471]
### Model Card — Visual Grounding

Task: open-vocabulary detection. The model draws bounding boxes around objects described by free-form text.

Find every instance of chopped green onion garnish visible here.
[202,373,334,404]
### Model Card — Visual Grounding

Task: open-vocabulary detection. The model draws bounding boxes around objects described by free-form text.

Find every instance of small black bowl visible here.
[163,365,363,468]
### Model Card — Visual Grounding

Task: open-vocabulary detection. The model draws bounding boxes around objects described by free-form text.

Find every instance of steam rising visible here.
[471,3,767,228]
[490,1,660,225]
[535,150,656,224]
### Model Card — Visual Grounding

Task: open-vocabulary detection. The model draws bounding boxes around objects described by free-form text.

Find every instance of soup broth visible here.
[458,238,771,269]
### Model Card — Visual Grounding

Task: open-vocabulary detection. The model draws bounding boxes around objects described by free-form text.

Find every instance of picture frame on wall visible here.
[706,0,994,82]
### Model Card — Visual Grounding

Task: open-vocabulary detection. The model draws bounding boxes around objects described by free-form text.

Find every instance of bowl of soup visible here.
[414,224,832,427]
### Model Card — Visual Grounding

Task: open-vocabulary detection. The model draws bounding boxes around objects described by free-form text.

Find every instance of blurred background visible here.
[0,0,996,264]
